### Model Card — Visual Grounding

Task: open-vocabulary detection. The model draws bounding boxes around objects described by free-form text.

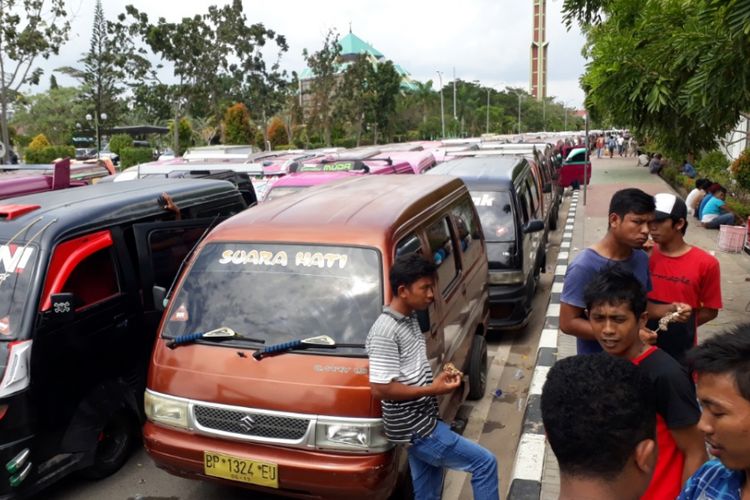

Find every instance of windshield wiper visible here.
[166,326,265,349]
[253,335,337,360]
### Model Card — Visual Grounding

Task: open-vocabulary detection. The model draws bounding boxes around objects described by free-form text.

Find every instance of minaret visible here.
[530,0,548,101]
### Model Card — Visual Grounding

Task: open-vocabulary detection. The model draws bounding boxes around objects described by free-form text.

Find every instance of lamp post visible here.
[486,88,491,134]
[563,101,570,131]
[436,71,445,139]
[506,91,523,135]
[86,112,107,159]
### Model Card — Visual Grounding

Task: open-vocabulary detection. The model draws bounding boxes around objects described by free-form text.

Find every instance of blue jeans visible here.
[704,213,735,229]
[408,421,499,500]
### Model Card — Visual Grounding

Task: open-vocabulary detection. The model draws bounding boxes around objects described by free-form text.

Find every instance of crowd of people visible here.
[594,132,638,159]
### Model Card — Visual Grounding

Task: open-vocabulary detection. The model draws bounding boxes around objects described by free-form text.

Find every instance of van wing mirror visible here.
[49,293,75,322]
[523,219,545,234]
[152,286,167,312]
[416,309,430,333]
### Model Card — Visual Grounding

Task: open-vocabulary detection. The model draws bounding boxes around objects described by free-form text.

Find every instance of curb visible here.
[506,190,580,500]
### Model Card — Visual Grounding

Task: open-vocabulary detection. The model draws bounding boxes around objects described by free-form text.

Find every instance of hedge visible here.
[120,147,154,168]
[25,146,75,164]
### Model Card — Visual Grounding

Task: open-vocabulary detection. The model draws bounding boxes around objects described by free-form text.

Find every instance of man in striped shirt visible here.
[366,254,499,500]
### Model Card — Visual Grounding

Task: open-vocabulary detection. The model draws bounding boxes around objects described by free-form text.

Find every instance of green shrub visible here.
[25,145,75,164]
[697,151,730,177]
[28,134,51,150]
[273,144,296,151]
[168,117,193,156]
[107,134,133,155]
[730,149,750,191]
[223,103,254,145]
[120,147,154,168]
[660,164,680,185]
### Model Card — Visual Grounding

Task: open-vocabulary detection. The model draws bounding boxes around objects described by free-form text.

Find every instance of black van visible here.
[0,178,248,497]
[428,156,546,329]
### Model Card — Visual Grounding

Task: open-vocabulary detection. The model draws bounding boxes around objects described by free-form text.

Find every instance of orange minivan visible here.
[143,175,490,498]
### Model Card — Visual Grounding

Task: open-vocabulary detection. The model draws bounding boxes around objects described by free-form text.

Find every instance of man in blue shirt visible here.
[678,325,750,500]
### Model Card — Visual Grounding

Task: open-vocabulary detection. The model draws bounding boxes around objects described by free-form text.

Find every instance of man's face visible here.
[400,276,435,311]
[648,217,682,245]
[696,372,750,471]
[588,301,645,358]
[610,212,653,249]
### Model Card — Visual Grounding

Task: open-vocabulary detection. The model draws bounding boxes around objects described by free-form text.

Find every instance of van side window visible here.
[62,248,120,309]
[450,200,481,253]
[396,234,422,257]
[147,227,209,289]
[426,217,459,293]
[525,178,540,217]
[517,188,530,224]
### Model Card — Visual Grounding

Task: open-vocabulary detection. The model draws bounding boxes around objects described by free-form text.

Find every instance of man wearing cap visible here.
[643,193,722,365]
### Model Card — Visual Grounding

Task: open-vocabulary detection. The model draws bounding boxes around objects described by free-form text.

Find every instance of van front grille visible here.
[193,405,310,440]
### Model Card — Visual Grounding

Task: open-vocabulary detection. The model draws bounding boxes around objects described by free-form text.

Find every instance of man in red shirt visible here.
[584,267,708,499]
[643,193,722,364]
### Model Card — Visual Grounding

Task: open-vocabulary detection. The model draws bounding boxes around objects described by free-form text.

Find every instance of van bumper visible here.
[143,422,401,499]
[488,283,532,330]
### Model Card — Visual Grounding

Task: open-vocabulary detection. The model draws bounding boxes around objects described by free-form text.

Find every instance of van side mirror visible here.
[152,286,167,312]
[416,309,430,333]
[523,219,545,234]
[50,293,76,322]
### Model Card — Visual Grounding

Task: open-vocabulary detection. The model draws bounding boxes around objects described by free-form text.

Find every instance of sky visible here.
[50,0,587,107]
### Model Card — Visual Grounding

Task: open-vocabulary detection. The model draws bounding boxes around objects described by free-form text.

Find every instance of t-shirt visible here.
[702,196,726,222]
[366,307,439,444]
[633,347,702,500]
[698,194,714,219]
[678,459,744,500]
[648,245,722,364]
[685,188,703,214]
[561,248,652,354]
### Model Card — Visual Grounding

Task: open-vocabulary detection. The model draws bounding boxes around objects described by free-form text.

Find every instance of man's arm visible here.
[696,307,718,326]
[647,301,692,323]
[559,302,596,340]
[370,371,460,401]
[670,425,709,484]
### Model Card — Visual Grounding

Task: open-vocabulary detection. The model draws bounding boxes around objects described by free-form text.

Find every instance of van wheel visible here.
[467,335,488,400]
[81,410,135,479]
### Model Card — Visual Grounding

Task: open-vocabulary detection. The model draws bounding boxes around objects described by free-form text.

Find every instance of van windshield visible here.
[471,191,515,242]
[0,243,38,340]
[163,243,382,350]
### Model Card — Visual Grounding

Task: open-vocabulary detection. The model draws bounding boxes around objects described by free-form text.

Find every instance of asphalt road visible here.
[43,200,567,500]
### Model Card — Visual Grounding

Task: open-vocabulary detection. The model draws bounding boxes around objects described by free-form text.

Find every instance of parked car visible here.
[142,175,489,499]
[0,158,88,199]
[428,155,547,330]
[0,178,248,497]
[559,147,591,187]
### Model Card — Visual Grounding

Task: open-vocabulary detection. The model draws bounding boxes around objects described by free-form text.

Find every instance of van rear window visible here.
[471,191,515,242]
[163,243,382,350]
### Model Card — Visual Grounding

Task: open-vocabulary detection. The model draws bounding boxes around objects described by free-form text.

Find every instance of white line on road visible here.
[511,433,547,481]
[529,366,550,396]
[554,265,567,275]
[546,303,560,318]
[539,329,558,350]
[551,282,564,293]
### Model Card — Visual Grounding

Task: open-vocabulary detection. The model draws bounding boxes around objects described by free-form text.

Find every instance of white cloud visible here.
[47,0,586,107]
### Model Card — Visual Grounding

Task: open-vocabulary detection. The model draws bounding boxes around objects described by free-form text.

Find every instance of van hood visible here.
[486,241,518,270]
[148,343,377,417]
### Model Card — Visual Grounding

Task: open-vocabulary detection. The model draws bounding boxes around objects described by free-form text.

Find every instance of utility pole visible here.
[486,88,490,134]
[437,71,445,138]
[452,67,457,121]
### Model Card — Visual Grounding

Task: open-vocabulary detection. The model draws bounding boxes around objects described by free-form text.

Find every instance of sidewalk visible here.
[508,155,750,499]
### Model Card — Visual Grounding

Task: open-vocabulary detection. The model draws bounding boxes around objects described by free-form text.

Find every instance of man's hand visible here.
[639,327,658,345]
[431,370,461,395]
[672,303,692,322]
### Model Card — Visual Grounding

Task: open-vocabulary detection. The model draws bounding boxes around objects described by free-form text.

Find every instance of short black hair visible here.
[696,178,710,190]
[687,325,750,402]
[583,266,647,317]
[609,188,655,223]
[389,253,436,295]
[542,353,656,480]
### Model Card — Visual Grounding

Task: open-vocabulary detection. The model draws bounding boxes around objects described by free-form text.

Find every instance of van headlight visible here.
[144,390,189,430]
[315,419,392,452]
[488,270,524,285]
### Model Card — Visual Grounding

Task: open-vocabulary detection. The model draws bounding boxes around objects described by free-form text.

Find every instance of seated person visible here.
[700,186,737,229]
[541,353,657,500]
[685,178,710,218]
[681,160,697,178]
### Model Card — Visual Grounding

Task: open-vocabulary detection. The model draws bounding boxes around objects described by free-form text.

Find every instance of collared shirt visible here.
[678,459,745,500]
[365,306,438,444]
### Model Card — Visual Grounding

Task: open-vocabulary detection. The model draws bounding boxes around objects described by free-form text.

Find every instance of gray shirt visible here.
[365,306,438,444]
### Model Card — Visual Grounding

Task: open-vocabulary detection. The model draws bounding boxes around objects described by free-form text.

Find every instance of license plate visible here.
[203,451,278,488]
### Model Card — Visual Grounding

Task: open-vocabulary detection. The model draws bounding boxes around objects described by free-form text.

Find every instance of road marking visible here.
[511,433,547,481]
[564,224,574,230]
[539,328,558,349]
[554,265,567,275]
[546,303,560,317]
[551,282,563,293]
[557,251,569,261]
[529,366,550,396]
[560,241,570,249]
[443,342,513,499]
[563,232,572,238]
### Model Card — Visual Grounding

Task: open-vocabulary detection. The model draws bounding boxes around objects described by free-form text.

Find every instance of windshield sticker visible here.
[0,245,34,274]
[472,194,495,207]
[300,162,354,172]
[218,249,348,269]
[0,316,9,336]
[170,304,189,322]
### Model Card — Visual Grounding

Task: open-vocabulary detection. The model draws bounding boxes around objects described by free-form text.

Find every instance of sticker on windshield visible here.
[0,316,9,336]
[218,249,348,269]
[170,304,189,322]
[472,194,495,207]
[300,162,354,172]
[0,245,34,274]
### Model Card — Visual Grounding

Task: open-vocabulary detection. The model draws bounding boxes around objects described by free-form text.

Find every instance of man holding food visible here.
[366,253,499,500]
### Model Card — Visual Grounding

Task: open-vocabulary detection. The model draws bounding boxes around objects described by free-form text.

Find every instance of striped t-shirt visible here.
[365,306,438,444]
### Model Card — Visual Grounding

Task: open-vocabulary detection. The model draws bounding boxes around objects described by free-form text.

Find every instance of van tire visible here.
[467,335,488,400]
[81,410,135,479]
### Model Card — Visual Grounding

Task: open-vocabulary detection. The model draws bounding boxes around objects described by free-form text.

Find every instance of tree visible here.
[267,116,287,149]
[0,0,71,162]
[10,86,87,145]
[369,61,402,143]
[336,55,374,146]
[223,103,254,145]
[303,29,341,146]
[57,0,125,146]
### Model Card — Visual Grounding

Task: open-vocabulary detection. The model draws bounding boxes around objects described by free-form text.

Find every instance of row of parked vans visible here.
[0,138,581,498]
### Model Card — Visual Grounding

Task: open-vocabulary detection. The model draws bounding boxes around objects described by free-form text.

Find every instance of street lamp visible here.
[486,88,491,134]
[86,112,107,159]
[436,71,445,139]
[506,90,523,135]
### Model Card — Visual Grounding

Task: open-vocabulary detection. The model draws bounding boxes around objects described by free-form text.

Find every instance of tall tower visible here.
[530,0,548,101]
